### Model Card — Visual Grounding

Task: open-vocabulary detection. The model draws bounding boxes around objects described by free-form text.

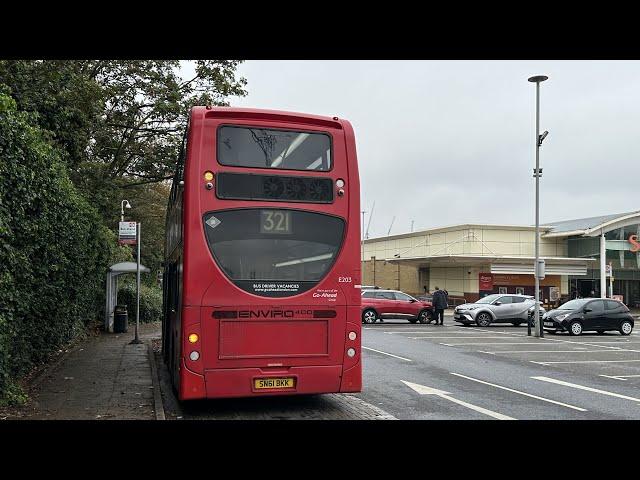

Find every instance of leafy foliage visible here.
[117,282,163,325]
[0,60,248,403]
[0,92,115,402]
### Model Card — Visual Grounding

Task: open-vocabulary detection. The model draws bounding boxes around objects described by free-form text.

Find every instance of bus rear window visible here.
[204,209,344,297]
[217,126,332,171]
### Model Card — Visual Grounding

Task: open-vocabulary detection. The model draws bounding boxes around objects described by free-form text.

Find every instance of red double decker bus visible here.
[162,106,362,400]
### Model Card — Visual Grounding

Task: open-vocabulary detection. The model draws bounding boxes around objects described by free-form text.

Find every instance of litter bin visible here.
[114,305,128,333]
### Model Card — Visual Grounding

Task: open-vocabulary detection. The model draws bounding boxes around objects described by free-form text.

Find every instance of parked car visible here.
[361,289,433,324]
[543,298,634,336]
[453,294,546,327]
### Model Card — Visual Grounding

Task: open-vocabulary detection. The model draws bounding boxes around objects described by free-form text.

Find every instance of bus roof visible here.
[192,106,345,130]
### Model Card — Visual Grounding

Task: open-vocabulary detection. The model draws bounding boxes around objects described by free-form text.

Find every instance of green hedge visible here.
[0,92,114,404]
[117,283,162,324]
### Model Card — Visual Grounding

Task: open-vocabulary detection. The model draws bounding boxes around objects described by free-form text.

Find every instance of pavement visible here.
[4,323,162,420]
[4,321,396,420]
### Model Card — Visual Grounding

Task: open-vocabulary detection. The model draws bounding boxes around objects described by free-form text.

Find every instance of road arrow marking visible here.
[532,376,640,403]
[401,380,515,420]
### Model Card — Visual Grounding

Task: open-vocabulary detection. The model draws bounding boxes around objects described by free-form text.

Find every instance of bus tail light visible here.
[188,333,199,343]
[189,351,200,361]
[347,348,356,358]
[348,331,357,341]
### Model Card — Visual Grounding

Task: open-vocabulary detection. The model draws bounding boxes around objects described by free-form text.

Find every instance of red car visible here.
[361,289,434,324]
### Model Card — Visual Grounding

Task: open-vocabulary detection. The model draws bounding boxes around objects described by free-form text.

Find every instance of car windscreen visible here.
[217,126,332,171]
[558,299,591,310]
[476,294,501,304]
[203,209,344,297]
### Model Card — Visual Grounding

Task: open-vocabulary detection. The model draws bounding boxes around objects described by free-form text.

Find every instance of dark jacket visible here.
[432,289,448,309]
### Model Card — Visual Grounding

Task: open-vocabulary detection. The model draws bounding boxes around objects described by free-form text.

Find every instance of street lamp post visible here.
[121,200,131,222]
[528,75,549,338]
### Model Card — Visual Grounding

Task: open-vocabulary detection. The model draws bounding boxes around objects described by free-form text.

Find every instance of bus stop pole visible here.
[131,222,143,344]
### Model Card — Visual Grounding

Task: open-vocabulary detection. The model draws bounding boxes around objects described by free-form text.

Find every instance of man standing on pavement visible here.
[432,286,448,325]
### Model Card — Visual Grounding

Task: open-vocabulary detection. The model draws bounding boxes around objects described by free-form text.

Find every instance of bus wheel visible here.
[362,309,378,324]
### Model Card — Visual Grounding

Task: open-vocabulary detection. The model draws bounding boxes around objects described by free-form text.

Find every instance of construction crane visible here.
[365,201,375,239]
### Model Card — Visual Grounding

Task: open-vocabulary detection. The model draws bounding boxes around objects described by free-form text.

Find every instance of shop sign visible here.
[629,235,640,253]
[479,273,493,290]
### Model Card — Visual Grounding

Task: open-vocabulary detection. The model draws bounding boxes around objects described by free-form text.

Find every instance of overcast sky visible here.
[185,61,640,239]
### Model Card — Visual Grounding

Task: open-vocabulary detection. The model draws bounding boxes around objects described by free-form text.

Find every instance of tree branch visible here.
[118,175,174,188]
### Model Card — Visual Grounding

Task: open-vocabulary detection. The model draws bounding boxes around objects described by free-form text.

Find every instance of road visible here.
[358,318,640,420]
[155,316,640,420]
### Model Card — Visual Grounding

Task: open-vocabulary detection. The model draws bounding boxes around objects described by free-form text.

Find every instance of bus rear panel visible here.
[163,107,361,400]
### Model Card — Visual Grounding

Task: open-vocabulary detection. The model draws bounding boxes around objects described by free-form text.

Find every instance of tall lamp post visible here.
[121,200,132,222]
[528,75,549,338]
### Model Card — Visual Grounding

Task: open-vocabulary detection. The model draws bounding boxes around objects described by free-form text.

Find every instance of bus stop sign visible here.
[119,221,137,245]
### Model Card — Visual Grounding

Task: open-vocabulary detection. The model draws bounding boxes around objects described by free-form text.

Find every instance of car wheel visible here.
[568,320,583,336]
[476,312,492,327]
[620,320,633,336]
[418,309,432,324]
[362,309,378,324]
[596,330,605,335]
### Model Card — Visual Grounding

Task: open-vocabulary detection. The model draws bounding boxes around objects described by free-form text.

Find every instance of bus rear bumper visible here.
[339,361,362,392]
[203,365,343,398]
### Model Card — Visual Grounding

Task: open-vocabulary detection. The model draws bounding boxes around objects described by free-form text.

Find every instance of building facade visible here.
[361,211,640,308]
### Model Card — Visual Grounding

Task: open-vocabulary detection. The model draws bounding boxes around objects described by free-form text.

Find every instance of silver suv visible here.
[453,294,546,327]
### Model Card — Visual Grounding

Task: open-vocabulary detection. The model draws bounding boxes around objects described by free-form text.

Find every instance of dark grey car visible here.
[543,298,635,335]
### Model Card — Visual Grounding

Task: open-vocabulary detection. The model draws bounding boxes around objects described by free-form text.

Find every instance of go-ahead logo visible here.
[629,235,640,253]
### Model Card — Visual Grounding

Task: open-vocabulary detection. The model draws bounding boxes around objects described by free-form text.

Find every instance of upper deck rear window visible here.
[217,126,332,171]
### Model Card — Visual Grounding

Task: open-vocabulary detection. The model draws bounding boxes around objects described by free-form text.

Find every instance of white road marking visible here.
[401,380,515,420]
[599,374,640,381]
[442,342,551,346]
[484,349,633,354]
[362,346,412,362]
[450,373,587,412]
[571,341,640,344]
[532,359,640,365]
[533,376,640,403]
[410,336,515,340]
[536,337,640,352]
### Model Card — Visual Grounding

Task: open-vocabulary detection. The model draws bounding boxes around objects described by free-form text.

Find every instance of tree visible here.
[0,60,248,213]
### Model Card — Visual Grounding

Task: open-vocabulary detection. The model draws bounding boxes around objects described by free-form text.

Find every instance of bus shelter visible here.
[105,261,150,332]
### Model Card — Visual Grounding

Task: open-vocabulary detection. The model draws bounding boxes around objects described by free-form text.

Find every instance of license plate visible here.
[254,378,295,389]
[544,322,555,327]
